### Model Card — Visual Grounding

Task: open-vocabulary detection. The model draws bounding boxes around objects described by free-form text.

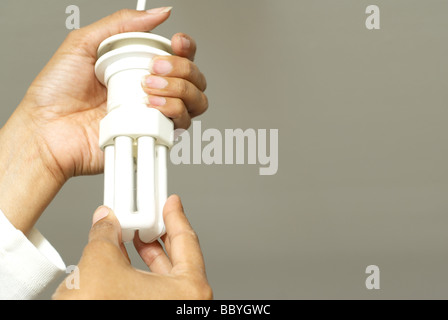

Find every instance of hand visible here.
[52,195,213,300]
[0,8,208,233]
[18,7,208,181]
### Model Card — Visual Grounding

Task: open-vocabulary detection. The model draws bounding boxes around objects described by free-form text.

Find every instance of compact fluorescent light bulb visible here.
[95,32,174,243]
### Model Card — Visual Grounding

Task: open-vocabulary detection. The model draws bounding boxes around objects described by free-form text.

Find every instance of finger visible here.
[151,56,207,92]
[63,8,172,57]
[134,234,173,274]
[144,96,191,129]
[142,76,209,118]
[89,206,122,246]
[82,206,130,267]
[171,33,197,61]
[162,195,206,273]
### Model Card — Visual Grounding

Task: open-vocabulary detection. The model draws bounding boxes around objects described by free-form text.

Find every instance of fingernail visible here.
[92,206,109,226]
[146,7,173,14]
[151,59,173,75]
[142,75,168,89]
[179,35,191,50]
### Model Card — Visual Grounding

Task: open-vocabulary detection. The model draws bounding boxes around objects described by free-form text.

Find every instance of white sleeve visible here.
[0,209,66,300]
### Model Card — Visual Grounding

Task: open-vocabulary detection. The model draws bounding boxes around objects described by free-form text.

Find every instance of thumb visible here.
[89,206,122,246]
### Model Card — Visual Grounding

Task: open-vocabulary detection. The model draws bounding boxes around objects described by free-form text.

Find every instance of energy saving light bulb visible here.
[95,32,174,243]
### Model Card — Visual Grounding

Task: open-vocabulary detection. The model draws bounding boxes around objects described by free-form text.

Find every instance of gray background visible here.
[1,0,448,299]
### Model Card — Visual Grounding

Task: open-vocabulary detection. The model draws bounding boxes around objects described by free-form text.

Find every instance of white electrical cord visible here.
[136,0,147,11]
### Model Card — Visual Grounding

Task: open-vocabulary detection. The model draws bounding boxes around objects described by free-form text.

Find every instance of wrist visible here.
[0,109,65,234]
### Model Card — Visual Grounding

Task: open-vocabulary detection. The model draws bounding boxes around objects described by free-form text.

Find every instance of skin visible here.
[0,8,211,299]
[53,195,213,300]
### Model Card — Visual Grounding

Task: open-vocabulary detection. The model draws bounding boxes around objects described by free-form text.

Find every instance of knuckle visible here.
[91,220,116,234]
[177,79,190,97]
[142,247,165,266]
[201,75,208,92]
[191,94,209,118]
[182,60,194,78]
[170,228,199,244]
[189,279,214,300]
[191,230,200,242]
[184,229,199,242]
[64,29,93,54]
[115,8,133,19]
[66,28,82,40]
[201,94,209,114]
[113,9,134,33]
[64,29,86,48]
[87,222,117,247]
[173,100,185,118]
[183,115,192,130]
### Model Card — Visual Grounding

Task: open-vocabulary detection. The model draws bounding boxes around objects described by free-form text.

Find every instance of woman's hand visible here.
[53,195,213,300]
[18,7,207,181]
[0,8,208,233]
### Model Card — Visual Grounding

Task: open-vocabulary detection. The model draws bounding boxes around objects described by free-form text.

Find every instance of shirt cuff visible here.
[0,209,66,300]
